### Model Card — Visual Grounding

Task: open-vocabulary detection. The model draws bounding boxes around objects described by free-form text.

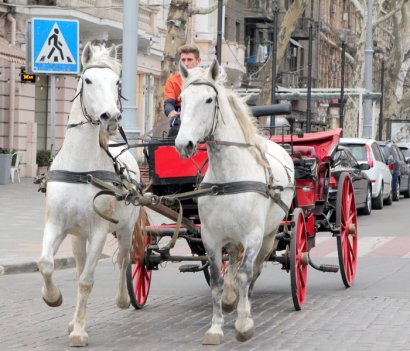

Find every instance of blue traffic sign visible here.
[31,18,79,74]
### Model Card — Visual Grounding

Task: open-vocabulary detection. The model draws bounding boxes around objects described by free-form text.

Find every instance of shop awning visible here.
[0,38,25,64]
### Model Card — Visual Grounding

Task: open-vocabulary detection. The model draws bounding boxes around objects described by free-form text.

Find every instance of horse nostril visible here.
[187,140,194,152]
[100,112,110,120]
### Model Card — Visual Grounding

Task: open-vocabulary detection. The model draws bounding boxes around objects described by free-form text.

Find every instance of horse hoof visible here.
[69,333,88,347]
[235,328,254,342]
[202,332,224,345]
[116,296,130,309]
[235,318,254,342]
[222,299,237,313]
[42,292,63,307]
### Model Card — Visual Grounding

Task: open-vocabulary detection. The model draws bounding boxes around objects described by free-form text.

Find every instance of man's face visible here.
[180,52,201,69]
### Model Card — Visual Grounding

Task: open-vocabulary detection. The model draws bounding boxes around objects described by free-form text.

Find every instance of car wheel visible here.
[403,179,410,199]
[392,180,400,202]
[359,186,372,215]
[384,187,393,206]
[372,184,384,210]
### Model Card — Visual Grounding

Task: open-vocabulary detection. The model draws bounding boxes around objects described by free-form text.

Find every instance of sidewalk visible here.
[0,177,172,275]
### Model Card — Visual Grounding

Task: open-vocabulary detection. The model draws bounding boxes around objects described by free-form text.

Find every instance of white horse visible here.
[175,59,295,344]
[37,42,144,347]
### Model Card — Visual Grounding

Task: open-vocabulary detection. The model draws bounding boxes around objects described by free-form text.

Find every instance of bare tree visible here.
[153,0,224,130]
[258,0,309,105]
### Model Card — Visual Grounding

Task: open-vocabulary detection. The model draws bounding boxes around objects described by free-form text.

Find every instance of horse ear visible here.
[108,44,117,60]
[208,58,219,82]
[179,60,189,80]
[81,42,93,67]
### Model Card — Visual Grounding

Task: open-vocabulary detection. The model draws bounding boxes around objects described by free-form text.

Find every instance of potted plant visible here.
[36,149,51,175]
[0,148,14,185]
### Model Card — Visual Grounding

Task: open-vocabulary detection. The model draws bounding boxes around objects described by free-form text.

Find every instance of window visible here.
[372,143,385,162]
[343,144,367,162]
[235,21,241,43]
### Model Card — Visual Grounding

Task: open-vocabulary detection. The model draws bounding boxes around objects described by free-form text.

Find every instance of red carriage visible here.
[126,106,358,311]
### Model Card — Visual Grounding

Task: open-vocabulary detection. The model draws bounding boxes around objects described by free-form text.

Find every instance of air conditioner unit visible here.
[343,12,349,21]
[330,4,336,14]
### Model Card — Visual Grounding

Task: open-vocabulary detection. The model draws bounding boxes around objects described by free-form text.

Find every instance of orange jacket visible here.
[164,73,182,117]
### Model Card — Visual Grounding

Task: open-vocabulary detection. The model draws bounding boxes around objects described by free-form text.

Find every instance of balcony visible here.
[277,71,299,89]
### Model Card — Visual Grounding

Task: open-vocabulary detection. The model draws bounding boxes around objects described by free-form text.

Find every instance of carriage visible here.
[126,104,358,312]
[38,46,357,346]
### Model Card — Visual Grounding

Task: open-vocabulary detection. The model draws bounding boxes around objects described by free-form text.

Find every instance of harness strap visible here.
[199,181,291,214]
[200,181,269,197]
[47,170,122,186]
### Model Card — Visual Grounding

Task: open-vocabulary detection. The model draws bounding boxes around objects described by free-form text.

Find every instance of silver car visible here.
[340,138,393,209]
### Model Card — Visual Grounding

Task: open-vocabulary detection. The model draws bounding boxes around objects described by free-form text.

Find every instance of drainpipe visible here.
[7,13,16,150]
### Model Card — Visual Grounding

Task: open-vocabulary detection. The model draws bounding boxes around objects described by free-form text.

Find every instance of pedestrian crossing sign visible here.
[31,18,79,74]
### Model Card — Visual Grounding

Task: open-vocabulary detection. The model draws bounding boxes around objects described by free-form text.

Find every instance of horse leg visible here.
[69,231,106,347]
[221,244,243,313]
[114,228,132,309]
[235,238,261,342]
[249,231,276,297]
[38,222,66,307]
[72,235,87,279]
[203,247,225,345]
[68,235,87,335]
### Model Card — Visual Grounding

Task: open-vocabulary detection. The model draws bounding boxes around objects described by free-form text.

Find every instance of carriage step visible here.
[308,256,339,273]
[179,264,202,273]
[318,264,339,273]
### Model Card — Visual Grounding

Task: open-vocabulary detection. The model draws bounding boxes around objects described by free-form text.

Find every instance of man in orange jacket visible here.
[164,44,201,137]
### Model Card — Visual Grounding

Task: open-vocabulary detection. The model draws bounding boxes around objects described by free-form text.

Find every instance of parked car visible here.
[339,138,392,209]
[329,145,372,215]
[397,143,410,162]
[378,141,410,200]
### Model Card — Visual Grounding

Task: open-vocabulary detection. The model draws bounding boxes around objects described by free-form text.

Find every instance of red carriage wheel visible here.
[336,172,358,288]
[126,236,152,309]
[290,208,309,311]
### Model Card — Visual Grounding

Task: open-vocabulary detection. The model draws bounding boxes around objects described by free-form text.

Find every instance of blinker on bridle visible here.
[68,64,126,129]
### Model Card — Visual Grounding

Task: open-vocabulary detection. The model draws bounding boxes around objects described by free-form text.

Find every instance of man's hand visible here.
[168,110,180,118]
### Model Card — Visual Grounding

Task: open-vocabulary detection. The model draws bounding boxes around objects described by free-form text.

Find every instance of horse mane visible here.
[224,89,268,166]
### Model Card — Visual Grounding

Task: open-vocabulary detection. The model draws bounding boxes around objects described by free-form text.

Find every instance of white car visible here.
[340,138,393,209]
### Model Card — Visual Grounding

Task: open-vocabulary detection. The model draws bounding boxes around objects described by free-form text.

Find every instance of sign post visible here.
[30,18,79,156]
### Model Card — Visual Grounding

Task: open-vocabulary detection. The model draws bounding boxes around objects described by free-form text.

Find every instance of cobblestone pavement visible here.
[2,260,410,351]
[2,178,410,350]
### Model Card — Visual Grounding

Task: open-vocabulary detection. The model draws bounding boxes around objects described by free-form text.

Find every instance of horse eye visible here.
[84,78,92,85]
[206,97,213,103]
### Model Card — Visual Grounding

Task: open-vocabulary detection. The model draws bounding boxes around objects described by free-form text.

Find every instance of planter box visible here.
[0,154,12,185]
[37,166,48,176]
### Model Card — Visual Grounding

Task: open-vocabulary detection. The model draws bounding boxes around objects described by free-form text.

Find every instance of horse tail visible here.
[132,207,149,263]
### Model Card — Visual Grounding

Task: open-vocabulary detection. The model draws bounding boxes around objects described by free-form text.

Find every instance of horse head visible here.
[79,42,122,137]
[175,58,220,158]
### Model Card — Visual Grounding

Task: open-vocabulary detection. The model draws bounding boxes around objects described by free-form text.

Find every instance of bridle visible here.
[184,79,223,143]
[68,64,126,129]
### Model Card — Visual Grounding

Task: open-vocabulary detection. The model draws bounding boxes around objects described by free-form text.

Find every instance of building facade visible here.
[0,0,164,177]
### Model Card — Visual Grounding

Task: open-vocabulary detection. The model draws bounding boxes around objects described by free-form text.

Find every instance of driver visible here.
[164,44,202,138]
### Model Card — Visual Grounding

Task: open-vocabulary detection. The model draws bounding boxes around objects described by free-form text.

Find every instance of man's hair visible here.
[177,44,200,58]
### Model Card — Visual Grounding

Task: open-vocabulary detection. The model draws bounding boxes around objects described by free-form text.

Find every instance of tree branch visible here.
[190,0,228,16]
[349,0,365,17]
[374,0,405,27]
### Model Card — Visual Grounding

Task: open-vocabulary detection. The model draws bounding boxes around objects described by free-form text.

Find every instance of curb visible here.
[0,254,110,276]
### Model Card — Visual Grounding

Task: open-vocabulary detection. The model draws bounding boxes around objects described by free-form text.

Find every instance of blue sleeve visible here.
[164,98,176,117]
